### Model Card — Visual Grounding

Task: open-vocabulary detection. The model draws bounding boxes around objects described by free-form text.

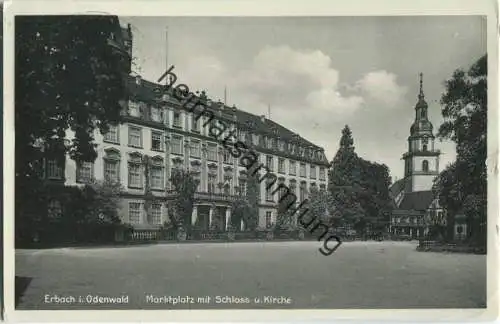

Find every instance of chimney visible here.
[260,115,266,123]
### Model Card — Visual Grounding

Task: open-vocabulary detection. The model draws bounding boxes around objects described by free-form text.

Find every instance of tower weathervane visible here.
[419,72,424,98]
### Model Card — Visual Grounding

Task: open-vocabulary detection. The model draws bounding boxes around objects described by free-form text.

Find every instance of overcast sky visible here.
[120,16,486,181]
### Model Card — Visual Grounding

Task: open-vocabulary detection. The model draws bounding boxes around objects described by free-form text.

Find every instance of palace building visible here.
[60,74,329,231]
[389,74,466,239]
[43,23,330,232]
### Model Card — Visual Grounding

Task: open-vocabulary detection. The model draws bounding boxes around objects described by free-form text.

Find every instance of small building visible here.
[390,190,442,238]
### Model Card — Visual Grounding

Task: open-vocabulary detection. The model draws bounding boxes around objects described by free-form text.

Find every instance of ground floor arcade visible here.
[190,203,244,231]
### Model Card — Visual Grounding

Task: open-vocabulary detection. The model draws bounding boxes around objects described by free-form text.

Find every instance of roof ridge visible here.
[127,75,323,150]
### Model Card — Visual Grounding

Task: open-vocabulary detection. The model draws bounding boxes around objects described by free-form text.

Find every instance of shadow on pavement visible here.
[15,276,32,308]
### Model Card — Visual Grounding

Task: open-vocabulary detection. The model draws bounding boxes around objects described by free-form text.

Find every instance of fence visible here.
[125,228,313,242]
[129,229,160,241]
[417,240,486,254]
[125,228,176,242]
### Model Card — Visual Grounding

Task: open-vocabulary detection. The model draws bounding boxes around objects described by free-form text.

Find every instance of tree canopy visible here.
[168,169,198,230]
[328,125,392,231]
[15,16,131,241]
[433,54,487,244]
[243,172,260,230]
[16,16,130,166]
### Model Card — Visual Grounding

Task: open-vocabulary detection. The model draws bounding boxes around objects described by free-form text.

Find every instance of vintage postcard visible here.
[3,0,498,322]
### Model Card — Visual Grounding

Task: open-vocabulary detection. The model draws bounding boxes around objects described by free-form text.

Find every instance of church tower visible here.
[403,73,441,193]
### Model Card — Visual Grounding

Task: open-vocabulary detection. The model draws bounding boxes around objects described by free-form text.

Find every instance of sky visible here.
[120,16,486,181]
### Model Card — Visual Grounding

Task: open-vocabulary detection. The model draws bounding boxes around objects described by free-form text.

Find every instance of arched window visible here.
[422,160,429,172]
[422,144,428,152]
[421,109,426,118]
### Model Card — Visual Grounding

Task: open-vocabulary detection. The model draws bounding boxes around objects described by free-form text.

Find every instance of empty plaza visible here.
[15,241,486,309]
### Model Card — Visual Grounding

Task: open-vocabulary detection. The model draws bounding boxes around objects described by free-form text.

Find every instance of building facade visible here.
[60,74,329,231]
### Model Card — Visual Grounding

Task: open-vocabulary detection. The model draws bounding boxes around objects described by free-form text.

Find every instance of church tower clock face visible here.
[402,73,441,193]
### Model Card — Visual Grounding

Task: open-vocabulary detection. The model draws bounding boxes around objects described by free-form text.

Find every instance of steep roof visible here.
[127,75,323,150]
[389,178,406,198]
[397,191,435,211]
[232,108,318,147]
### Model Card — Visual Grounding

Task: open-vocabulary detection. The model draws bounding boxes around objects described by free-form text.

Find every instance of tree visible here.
[328,125,393,235]
[79,179,125,224]
[329,125,357,190]
[328,126,361,226]
[275,187,298,230]
[142,155,155,224]
[230,198,252,231]
[15,16,131,236]
[357,159,393,233]
[432,162,463,240]
[328,125,368,229]
[307,186,330,223]
[244,172,260,230]
[434,54,487,246]
[168,169,198,231]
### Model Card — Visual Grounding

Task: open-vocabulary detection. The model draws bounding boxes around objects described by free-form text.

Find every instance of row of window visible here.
[75,159,239,194]
[75,158,325,203]
[104,125,165,152]
[127,100,326,162]
[264,180,325,203]
[266,155,326,180]
[128,202,162,225]
[392,217,421,225]
[45,157,325,197]
[104,126,327,180]
[74,159,165,190]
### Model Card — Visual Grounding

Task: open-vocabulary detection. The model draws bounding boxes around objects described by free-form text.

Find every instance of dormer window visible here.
[239,130,246,142]
[128,101,140,117]
[191,116,200,132]
[266,137,273,149]
[173,111,182,128]
[278,140,285,151]
[252,134,259,146]
[150,106,161,122]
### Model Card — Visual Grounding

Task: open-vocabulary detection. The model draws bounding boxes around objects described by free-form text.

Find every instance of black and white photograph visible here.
[3,0,498,321]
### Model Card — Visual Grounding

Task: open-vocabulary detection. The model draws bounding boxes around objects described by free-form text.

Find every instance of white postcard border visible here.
[3,0,498,322]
